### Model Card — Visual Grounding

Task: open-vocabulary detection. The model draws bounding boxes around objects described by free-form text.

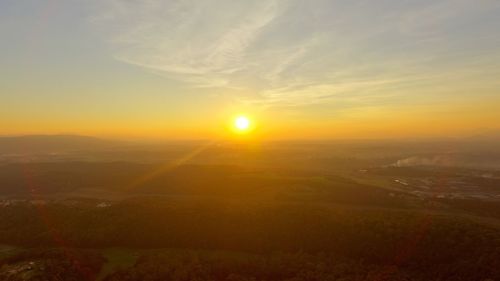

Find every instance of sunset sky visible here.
[1,0,499,140]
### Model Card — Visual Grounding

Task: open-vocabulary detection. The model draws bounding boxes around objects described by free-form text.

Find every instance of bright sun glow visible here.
[234,116,251,131]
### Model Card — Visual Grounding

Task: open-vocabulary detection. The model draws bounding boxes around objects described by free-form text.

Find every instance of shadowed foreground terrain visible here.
[0,136,499,280]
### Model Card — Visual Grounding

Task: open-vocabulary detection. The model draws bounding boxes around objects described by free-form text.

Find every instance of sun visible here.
[234,115,251,132]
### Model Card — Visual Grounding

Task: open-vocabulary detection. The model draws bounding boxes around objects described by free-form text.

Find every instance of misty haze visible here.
[1,1,500,281]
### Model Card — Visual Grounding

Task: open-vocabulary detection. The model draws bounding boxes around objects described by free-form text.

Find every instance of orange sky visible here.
[1,1,500,140]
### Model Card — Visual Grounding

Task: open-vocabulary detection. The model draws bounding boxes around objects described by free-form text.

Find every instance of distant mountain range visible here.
[467,131,500,142]
[1,132,499,156]
[0,135,123,154]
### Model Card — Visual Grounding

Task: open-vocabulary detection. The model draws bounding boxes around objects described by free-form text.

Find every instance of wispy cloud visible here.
[89,0,500,107]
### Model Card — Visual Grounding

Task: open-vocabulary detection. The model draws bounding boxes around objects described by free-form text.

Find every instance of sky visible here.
[1,0,499,140]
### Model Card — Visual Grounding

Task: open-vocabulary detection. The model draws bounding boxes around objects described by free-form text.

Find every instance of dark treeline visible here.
[0,200,499,280]
[0,163,410,208]
[0,249,104,281]
[104,250,497,281]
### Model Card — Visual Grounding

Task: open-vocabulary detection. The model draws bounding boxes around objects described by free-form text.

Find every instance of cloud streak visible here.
[90,0,500,107]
